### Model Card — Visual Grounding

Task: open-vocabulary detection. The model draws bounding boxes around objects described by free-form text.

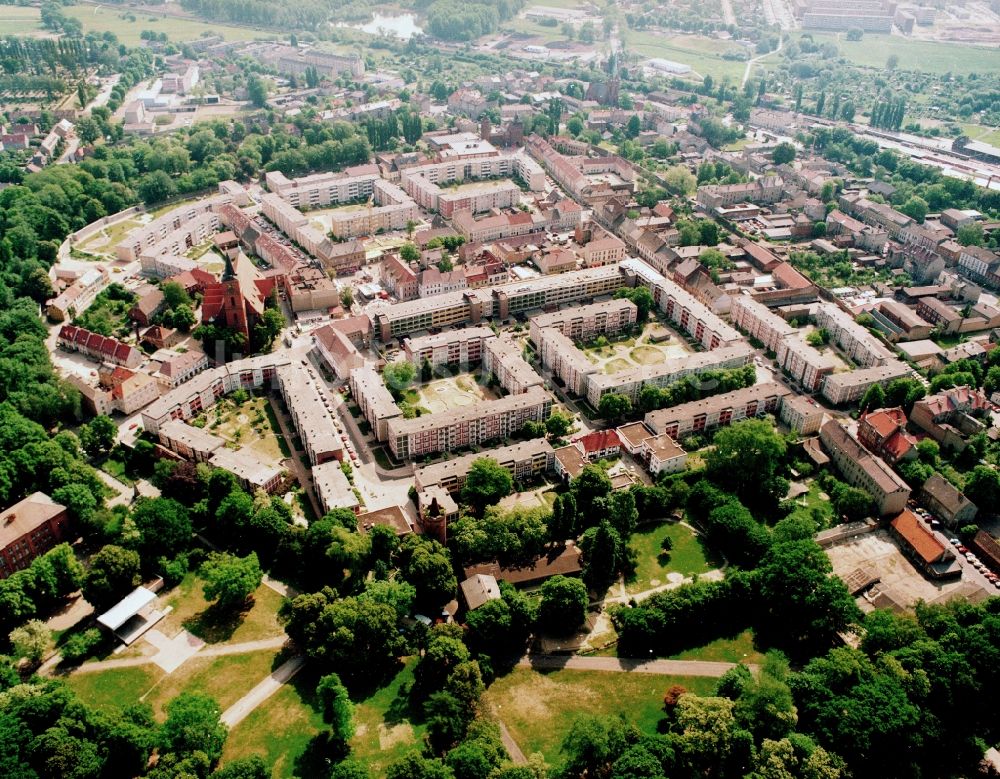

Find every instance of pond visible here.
[339,13,423,40]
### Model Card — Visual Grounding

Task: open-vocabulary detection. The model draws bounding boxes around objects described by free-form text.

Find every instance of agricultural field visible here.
[485,668,718,767]
[62,4,267,47]
[0,6,44,35]
[625,30,749,82]
[797,31,1000,76]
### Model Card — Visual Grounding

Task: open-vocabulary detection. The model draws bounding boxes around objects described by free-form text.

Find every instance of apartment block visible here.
[774,335,836,392]
[313,461,360,516]
[820,361,910,405]
[779,393,824,435]
[349,364,403,442]
[529,298,637,344]
[276,364,344,466]
[386,386,553,459]
[403,327,495,369]
[414,439,555,493]
[644,382,790,440]
[141,355,292,434]
[814,303,895,368]
[116,195,231,262]
[157,419,224,463]
[381,255,419,301]
[0,493,71,579]
[482,337,543,395]
[537,328,599,395]
[373,265,622,341]
[730,295,794,351]
[208,447,283,494]
[584,343,754,408]
[46,266,112,321]
[57,325,142,369]
[264,167,379,209]
[819,420,910,516]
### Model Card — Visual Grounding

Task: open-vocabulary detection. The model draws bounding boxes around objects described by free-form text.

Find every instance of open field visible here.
[62,4,267,47]
[626,522,721,594]
[220,674,325,778]
[202,394,287,463]
[959,123,1000,148]
[485,668,717,766]
[0,6,44,34]
[797,31,1000,76]
[625,30,748,81]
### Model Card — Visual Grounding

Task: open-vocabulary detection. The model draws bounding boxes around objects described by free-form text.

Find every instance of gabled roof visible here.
[891,509,947,565]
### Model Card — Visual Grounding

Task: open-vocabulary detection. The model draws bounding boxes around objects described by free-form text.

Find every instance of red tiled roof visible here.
[891,509,946,565]
[576,428,621,455]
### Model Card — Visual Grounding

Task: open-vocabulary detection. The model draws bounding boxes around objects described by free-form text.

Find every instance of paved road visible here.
[220,654,306,728]
[520,655,751,678]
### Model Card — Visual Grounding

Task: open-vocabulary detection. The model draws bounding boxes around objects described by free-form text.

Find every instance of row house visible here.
[57,325,142,369]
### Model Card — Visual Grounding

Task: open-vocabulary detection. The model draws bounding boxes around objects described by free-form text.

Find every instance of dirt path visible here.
[519,655,753,678]
[220,654,306,728]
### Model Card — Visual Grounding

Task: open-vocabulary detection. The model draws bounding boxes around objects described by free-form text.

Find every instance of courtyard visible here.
[582,320,695,375]
[195,393,289,463]
[400,370,502,415]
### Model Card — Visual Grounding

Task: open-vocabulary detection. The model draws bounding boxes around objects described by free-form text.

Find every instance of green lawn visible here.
[62,4,268,46]
[64,665,164,714]
[156,573,287,645]
[626,522,720,594]
[959,124,1000,147]
[141,649,282,720]
[667,629,765,665]
[797,31,1000,76]
[783,480,833,529]
[485,668,717,767]
[220,674,325,779]
[351,660,427,777]
[625,30,748,82]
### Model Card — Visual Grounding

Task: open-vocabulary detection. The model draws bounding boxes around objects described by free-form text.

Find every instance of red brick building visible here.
[0,493,71,578]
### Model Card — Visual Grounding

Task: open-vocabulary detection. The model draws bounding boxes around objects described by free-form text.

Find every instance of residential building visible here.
[313,323,366,381]
[46,266,112,321]
[779,393,824,435]
[386,386,553,459]
[57,325,142,368]
[775,335,836,392]
[820,361,910,405]
[529,299,637,344]
[696,176,784,209]
[645,382,790,440]
[140,354,292,435]
[814,303,895,368]
[644,434,688,475]
[572,429,621,461]
[915,297,962,334]
[276,364,344,465]
[157,419,224,463]
[461,542,584,587]
[920,472,977,528]
[208,448,283,494]
[313,461,360,515]
[348,365,403,442]
[909,385,992,451]
[460,574,501,612]
[873,300,934,342]
[381,255,419,301]
[418,268,467,298]
[482,337,543,395]
[857,407,918,464]
[414,439,554,493]
[0,493,71,579]
[403,327,494,369]
[819,420,911,516]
